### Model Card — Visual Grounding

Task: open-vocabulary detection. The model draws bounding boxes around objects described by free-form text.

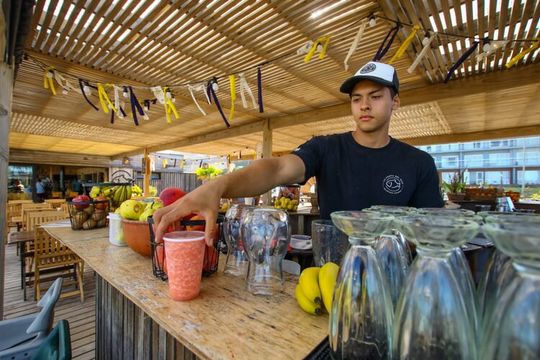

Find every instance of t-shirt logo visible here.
[360,63,376,73]
[383,175,404,194]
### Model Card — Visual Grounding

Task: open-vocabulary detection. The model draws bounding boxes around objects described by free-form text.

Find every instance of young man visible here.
[154,61,443,244]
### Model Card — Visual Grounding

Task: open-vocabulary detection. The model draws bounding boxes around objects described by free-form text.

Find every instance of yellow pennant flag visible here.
[505,39,539,68]
[389,25,420,64]
[229,75,236,121]
[43,67,57,95]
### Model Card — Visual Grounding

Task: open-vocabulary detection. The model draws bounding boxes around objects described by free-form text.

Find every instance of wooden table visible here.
[43,225,328,360]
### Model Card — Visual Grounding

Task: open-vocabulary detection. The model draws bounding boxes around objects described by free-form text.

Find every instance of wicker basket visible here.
[67,199,110,230]
[465,188,501,201]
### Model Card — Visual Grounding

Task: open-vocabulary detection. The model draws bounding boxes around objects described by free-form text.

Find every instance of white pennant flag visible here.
[238,73,257,109]
[344,19,368,71]
[188,84,207,116]
[408,33,436,74]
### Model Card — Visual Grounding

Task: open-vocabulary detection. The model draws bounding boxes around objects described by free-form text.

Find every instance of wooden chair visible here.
[33,227,84,302]
[44,199,66,209]
[22,204,56,231]
[22,211,70,300]
[7,200,34,230]
[18,203,53,231]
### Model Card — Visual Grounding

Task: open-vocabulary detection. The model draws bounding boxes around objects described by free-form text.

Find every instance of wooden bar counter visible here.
[43,225,328,359]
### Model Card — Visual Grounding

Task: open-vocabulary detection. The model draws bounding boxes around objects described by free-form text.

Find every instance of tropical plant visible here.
[442,170,466,194]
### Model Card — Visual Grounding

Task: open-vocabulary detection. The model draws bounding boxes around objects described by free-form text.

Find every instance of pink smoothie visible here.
[163,231,205,301]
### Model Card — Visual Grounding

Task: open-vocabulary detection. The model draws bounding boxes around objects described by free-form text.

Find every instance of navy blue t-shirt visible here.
[292,133,444,219]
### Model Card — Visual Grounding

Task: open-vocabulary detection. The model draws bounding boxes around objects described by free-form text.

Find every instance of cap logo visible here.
[360,63,376,74]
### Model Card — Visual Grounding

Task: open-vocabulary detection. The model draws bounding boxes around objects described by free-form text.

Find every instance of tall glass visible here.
[394,216,479,359]
[311,219,349,266]
[478,212,539,330]
[241,208,290,296]
[480,222,540,359]
[223,204,255,276]
[365,205,416,264]
[329,211,394,360]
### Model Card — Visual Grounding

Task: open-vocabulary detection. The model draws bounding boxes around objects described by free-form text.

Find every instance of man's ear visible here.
[392,94,400,110]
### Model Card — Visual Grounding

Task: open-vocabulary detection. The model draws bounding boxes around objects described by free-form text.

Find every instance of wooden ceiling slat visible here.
[446,0,469,76]
[42,0,70,52]
[510,0,536,67]
[77,1,146,65]
[485,0,498,72]
[476,0,485,73]
[500,0,524,66]
[493,0,510,68]
[427,0,453,76]
[68,1,125,60]
[49,1,85,54]
[523,1,540,65]
[55,1,100,58]
[34,0,59,51]
[25,0,46,48]
[170,1,345,100]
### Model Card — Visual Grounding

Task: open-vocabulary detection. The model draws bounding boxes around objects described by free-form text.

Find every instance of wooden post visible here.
[261,119,273,205]
[143,148,151,197]
[0,63,14,319]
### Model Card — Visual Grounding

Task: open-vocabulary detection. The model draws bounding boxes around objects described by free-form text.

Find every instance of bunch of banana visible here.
[110,185,132,209]
[295,262,339,315]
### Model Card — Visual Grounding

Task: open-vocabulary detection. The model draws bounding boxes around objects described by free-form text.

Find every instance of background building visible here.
[417,136,540,187]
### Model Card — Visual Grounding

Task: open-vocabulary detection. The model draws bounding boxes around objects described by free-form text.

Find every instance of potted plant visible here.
[443,171,466,202]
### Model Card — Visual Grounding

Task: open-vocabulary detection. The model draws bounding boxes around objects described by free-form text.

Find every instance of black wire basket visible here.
[147,215,225,281]
[67,199,110,230]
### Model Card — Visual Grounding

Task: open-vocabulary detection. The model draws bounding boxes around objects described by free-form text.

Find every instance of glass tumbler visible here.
[241,208,290,296]
[480,221,540,359]
[223,204,255,277]
[394,215,479,359]
[311,219,349,266]
[329,211,394,360]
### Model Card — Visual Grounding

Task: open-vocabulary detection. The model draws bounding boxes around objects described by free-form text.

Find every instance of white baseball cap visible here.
[340,61,400,95]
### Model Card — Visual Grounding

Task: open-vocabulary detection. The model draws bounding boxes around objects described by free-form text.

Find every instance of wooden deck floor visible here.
[3,242,96,359]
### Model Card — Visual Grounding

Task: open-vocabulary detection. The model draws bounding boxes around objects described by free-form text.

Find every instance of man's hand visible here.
[153,181,223,246]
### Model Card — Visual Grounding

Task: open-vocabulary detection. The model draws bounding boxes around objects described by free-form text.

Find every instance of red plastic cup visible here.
[163,231,206,301]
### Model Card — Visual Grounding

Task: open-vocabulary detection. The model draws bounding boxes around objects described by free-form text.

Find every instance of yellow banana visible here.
[299,267,322,305]
[125,185,132,200]
[295,285,322,315]
[319,262,339,313]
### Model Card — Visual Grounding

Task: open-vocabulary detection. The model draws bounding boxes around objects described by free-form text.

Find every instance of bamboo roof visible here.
[9,0,540,158]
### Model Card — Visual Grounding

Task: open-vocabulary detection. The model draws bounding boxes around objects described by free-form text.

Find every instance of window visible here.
[517,170,540,185]
[490,140,501,147]
[463,154,483,168]
[487,153,511,166]
[441,156,458,168]
[473,142,481,149]
[484,171,510,185]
